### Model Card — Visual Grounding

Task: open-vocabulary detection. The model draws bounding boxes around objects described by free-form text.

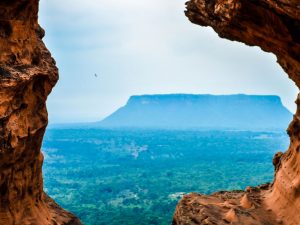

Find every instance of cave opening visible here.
[1,0,300,225]
[38,0,297,224]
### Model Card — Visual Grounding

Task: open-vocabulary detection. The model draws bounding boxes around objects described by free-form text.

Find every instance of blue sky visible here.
[39,0,298,124]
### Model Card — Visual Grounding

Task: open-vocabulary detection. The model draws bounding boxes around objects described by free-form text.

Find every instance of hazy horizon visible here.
[48,93,294,125]
[48,93,293,126]
[39,0,298,124]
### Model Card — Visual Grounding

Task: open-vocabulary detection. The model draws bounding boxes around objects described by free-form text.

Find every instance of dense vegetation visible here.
[42,129,289,225]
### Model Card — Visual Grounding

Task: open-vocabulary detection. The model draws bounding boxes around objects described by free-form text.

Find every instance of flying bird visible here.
[94,73,98,78]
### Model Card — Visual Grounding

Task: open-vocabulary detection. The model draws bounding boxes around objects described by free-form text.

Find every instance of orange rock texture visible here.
[0,1,82,224]
[173,0,300,224]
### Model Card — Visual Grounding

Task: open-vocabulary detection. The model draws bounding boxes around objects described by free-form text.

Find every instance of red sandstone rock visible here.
[0,1,82,224]
[173,0,300,224]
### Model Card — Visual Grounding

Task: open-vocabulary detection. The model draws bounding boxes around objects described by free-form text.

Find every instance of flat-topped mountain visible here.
[99,94,292,130]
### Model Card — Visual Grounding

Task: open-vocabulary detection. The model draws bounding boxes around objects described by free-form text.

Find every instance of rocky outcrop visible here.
[0,1,82,224]
[173,0,300,224]
[173,185,281,225]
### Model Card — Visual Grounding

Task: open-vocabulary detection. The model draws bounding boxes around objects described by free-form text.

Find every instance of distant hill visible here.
[98,94,292,130]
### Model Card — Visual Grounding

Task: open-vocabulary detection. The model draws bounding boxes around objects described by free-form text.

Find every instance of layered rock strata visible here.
[173,0,300,224]
[0,1,82,224]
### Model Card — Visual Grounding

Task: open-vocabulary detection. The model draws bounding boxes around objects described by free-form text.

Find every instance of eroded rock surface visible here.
[173,185,281,225]
[0,1,82,224]
[173,0,300,224]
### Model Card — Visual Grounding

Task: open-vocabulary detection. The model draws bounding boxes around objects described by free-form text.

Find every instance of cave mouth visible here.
[0,1,298,225]
[39,0,300,222]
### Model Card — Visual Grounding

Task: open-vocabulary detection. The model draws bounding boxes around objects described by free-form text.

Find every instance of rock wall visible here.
[0,1,82,224]
[173,0,300,224]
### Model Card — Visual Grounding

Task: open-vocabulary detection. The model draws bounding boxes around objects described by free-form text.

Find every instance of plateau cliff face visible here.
[0,1,82,224]
[173,0,300,225]
[100,94,292,130]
